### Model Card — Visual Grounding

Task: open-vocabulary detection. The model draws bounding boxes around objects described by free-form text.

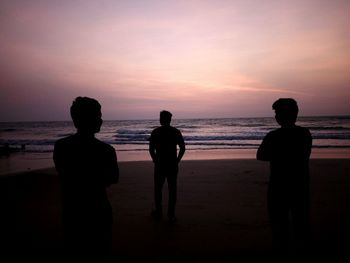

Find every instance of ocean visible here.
[1,116,350,175]
[1,116,350,153]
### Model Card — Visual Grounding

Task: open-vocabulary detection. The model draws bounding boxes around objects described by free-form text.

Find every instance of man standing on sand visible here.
[54,97,119,259]
[149,110,186,222]
[257,98,312,255]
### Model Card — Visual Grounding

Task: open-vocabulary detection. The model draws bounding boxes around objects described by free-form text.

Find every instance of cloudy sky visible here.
[1,0,349,121]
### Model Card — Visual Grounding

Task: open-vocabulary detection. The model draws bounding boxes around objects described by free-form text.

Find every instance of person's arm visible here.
[304,128,313,160]
[256,134,271,161]
[106,147,119,186]
[177,132,186,163]
[149,132,157,163]
[53,140,63,173]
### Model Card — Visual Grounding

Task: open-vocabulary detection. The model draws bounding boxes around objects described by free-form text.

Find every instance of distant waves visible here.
[1,116,350,153]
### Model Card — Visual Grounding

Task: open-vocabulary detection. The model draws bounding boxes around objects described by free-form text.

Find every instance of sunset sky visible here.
[1,0,350,121]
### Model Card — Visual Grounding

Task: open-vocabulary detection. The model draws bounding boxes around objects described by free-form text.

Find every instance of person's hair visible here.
[272,98,298,114]
[160,110,172,125]
[272,98,299,124]
[70,97,101,129]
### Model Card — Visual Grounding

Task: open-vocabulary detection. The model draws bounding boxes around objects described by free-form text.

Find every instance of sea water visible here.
[1,116,350,153]
[1,116,350,174]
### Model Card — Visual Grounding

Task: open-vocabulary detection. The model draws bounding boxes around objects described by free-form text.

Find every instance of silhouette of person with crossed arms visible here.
[149,110,186,222]
[257,98,312,255]
[54,97,119,259]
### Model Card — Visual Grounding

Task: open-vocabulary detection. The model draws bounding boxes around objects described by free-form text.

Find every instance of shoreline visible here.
[1,148,350,176]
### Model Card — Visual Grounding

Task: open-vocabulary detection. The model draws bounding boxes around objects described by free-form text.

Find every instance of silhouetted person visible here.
[149,111,186,222]
[257,98,312,256]
[53,97,119,259]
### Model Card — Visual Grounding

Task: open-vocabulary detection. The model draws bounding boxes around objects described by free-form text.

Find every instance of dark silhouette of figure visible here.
[149,111,186,222]
[53,97,119,259]
[257,98,312,255]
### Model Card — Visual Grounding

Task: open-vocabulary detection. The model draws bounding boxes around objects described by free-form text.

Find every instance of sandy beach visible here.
[1,159,350,261]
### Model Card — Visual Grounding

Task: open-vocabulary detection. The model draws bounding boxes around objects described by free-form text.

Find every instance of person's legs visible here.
[166,165,178,221]
[167,176,177,219]
[268,185,289,255]
[63,223,87,259]
[89,223,113,260]
[153,165,166,217]
[291,185,310,255]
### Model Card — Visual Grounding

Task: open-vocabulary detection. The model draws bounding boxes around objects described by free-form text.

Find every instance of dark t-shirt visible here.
[257,126,312,185]
[53,134,118,225]
[149,126,185,165]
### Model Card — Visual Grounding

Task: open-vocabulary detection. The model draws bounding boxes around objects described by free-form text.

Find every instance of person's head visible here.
[70,97,102,134]
[160,110,172,126]
[272,98,299,127]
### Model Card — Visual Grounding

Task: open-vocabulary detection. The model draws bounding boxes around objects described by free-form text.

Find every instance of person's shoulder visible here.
[296,125,310,131]
[54,135,79,156]
[55,134,75,147]
[150,126,162,136]
[170,126,182,133]
[152,126,162,133]
[168,126,182,138]
[295,125,312,136]
[93,139,116,157]
[266,128,280,137]
[95,138,115,151]
[261,128,280,143]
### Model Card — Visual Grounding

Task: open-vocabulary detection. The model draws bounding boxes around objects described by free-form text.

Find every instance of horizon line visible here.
[1,114,349,123]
